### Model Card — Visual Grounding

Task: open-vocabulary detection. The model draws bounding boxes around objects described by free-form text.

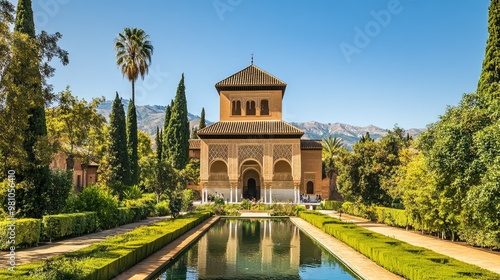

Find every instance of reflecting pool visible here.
[155,219,359,280]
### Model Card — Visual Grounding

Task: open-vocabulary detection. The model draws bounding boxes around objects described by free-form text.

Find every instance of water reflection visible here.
[157,219,358,280]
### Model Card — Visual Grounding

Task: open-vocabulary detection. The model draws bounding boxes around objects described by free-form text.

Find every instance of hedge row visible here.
[0,219,41,250]
[321,200,344,211]
[42,212,99,242]
[0,212,212,279]
[299,211,500,280]
[117,206,149,226]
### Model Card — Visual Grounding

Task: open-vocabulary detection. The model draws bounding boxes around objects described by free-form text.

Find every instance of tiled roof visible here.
[215,64,287,89]
[197,121,304,138]
[301,140,322,150]
[189,139,201,149]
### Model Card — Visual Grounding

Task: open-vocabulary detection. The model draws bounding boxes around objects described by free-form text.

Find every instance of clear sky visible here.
[9,0,490,129]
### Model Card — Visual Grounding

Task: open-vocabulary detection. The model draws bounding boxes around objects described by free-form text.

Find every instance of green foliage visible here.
[299,211,500,280]
[322,200,344,211]
[154,200,170,216]
[213,196,225,206]
[169,192,183,218]
[165,74,190,170]
[181,189,196,212]
[0,218,40,249]
[63,185,119,230]
[41,212,98,242]
[0,212,211,279]
[44,169,73,215]
[14,0,35,37]
[199,107,206,130]
[240,199,251,210]
[107,93,129,193]
[45,87,105,171]
[122,185,143,200]
[322,136,344,199]
[127,100,139,185]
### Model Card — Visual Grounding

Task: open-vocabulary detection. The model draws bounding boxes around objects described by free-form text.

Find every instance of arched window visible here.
[260,99,269,115]
[246,100,256,115]
[307,181,314,194]
[232,100,241,115]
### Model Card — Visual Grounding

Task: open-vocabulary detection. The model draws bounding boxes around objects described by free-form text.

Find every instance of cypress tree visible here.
[478,0,500,104]
[127,100,139,185]
[108,92,129,194]
[13,0,51,218]
[199,107,206,130]
[155,127,162,162]
[165,74,190,170]
[162,100,173,160]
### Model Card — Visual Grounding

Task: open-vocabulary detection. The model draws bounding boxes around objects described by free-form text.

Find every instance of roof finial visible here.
[251,53,254,65]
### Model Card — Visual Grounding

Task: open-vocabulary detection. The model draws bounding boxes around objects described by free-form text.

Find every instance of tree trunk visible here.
[132,79,135,102]
[66,154,74,171]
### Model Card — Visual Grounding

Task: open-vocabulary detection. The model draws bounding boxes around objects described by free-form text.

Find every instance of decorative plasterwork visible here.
[238,145,263,166]
[273,144,292,163]
[208,144,228,164]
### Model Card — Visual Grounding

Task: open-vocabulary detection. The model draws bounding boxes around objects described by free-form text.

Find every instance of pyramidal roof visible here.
[215,64,287,94]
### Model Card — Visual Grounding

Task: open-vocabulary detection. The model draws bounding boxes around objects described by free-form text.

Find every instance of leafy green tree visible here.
[321,136,344,199]
[107,93,129,195]
[137,130,153,161]
[165,74,190,170]
[0,0,68,217]
[46,87,105,170]
[115,28,154,186]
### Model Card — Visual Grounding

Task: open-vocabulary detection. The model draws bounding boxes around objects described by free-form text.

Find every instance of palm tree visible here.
[115,28,153,186]
[322,136,344,199]
[114,27,154,102]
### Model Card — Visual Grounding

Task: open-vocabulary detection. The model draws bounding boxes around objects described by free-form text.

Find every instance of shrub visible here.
[299,211,499,280]
[322,200,344,211]
[240,199,251,210]
[181,189,196,212]
[0,212,212,279]
[0,219,41,249]
[122,185,143,200]
[45,169,74,215]
[154,200,170,216]
[213,196,225,206]
[121,194,156,217]
[63,185,119,229]
[42,212,98,242]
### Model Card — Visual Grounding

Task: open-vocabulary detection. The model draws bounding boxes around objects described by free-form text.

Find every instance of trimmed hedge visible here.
[42,212,99,242]
[0,219,41,250]
[0,212,212,279]
[322,200,344,210]
[299,211,500,280]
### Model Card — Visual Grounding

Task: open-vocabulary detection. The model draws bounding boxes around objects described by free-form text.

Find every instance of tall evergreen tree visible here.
[127,100,138,185]
[165,74,189,170]
[162,100,173,159]
[13,0,50,218]
[199,107,206,130]
[155,127,162,162]
[108,92,129,195]
[478,0,500,106]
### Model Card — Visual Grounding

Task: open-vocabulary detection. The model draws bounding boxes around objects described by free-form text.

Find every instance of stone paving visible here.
[0,216,171,269]
[318,210,500,275]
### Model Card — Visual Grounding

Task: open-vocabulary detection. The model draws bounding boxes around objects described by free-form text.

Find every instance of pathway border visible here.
[113,216,220,280]
[0,216,171,269]
[318,210,500,275]
[290,217,402,280]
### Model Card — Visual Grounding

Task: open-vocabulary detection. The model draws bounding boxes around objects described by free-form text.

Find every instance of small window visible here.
[246,101,256,115]
[232,100,241,115]
[307,181,314,194]
[260,100,269,115]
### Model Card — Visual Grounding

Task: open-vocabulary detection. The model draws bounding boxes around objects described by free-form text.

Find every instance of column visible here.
[264,184,267,203]
[235,184,238,203]
[269,185,273,203]
[230,186,233,203]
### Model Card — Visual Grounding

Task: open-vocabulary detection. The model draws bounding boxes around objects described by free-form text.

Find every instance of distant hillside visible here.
[97,100,424,149]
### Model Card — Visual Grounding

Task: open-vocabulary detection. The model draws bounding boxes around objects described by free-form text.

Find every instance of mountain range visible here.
[97,100,425,149]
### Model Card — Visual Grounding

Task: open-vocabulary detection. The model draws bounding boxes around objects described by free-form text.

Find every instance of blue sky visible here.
[10,0,490,129]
